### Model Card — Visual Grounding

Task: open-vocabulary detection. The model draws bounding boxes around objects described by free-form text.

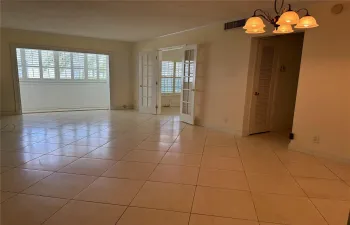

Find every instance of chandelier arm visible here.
[296,8,310,16]
[255,14,270,23]
[254,9,271,21]
[278,0,285,14]
[274,0,284,15]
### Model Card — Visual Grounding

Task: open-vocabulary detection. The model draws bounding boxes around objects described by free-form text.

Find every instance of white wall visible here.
[134,2,350,160]
[289,3,350,161]
[134,23,253,134]
[161,95,180,107]
[19,81,109,113]
[1,28,133,115]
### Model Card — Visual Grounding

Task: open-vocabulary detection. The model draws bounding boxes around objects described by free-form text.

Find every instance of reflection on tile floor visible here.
[1,110,350,225]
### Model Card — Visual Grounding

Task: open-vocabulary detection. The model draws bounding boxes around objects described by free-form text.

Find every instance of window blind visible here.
[161,61,183,94]
[73,53,85,79]
[24,49,40,79]
[41,50,55,79]
[87,54,97,80]
[16,48,109,82]
[59,51,72,79]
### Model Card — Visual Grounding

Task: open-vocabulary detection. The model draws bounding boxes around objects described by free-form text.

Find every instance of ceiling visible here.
[1,0,311,42]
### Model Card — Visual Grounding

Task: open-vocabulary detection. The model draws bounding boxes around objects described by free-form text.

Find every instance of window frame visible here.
[161,60,183,95]
[15,47,110,83]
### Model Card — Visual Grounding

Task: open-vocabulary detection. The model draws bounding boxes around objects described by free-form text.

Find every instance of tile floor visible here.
[1,110,350,225]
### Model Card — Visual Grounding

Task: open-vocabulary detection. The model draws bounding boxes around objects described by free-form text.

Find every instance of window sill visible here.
[19,79,108,84]
[161,93,181,96]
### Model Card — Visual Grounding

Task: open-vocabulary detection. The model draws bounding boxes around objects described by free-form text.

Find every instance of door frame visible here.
[242,32,305,136]
[157,45,186,115]
[249,38,280,135]
[242,36,280,136]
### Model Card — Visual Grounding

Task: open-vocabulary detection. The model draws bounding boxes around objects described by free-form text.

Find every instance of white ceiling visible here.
[1,0,310,42]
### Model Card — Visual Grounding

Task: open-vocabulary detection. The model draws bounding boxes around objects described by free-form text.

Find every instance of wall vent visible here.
[224,19,246,30]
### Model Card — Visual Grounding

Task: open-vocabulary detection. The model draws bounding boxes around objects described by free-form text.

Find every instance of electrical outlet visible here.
[313,136,320,144]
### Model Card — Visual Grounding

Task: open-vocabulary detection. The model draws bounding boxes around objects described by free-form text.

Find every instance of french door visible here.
[249,39,278,134]
[138,51,159,114]
[180,45,197,124]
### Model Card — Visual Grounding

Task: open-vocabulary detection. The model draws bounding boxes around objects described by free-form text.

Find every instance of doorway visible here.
[246,33,304,137]
[138,45,198,125]
[159,48,183,115]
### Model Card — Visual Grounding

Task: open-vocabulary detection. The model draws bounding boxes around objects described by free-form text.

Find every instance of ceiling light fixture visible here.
[243,0,319,34]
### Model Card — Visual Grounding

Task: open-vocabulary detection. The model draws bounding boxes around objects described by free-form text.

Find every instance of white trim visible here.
[22,107,109,114]
[18,80,107,84]
[180,44,197,125]
[159,45,185,52]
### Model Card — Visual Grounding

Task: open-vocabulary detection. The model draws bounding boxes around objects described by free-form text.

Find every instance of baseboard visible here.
[22,107,109,114]
[289,140,350,164]
[0,111,19,116]
[111,105,134,110]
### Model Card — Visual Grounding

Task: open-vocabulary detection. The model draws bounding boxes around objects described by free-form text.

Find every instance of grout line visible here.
[234,135,260,222]
[4,112,348,225]
[113,115,181,225]
[187,129,206,225]
[270,143,331,225]
[322,163,350,187]
[38,172,101,225]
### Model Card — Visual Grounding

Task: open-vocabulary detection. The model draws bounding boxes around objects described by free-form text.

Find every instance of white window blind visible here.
[16,49,23,78]
[24,49,40,79]
[161,61,183,94]
[41,50,55,79]
[59,51,72,79]
[175,62,183,93]
[98,55,108,80]
[87,54,97,80]
[161,61,174,94]
[16,48,109,82]
[73,53,85,79]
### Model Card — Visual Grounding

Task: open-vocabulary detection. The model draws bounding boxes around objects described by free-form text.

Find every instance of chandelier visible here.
[244,0,319,34]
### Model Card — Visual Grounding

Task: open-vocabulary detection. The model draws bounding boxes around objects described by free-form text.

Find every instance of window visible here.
[98,55,108,80]
[59,51,72,79]
[161,61,183,94]
[24,49,40,79]
[16,48,109,82]
[72,53,85,79]
[16,49,23,78]
[175,62,183,93]
[87,54,98,80]
[41,50,55,79]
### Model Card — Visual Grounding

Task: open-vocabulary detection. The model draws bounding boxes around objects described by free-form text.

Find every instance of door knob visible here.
[254,92,260,96]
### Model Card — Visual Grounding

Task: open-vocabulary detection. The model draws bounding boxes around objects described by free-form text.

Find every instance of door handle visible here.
[254,92,260,96]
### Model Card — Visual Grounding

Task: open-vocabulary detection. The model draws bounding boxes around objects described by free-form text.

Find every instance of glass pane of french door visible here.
[181,49,195,115]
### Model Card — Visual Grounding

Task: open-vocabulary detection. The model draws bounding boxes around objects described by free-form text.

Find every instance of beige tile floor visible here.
[1,110,350,225]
